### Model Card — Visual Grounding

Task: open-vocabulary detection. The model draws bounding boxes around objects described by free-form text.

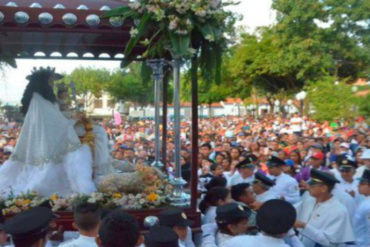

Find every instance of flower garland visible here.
[0,165,172,215]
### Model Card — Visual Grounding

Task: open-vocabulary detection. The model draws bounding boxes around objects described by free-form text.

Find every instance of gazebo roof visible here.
[0,0,143,60]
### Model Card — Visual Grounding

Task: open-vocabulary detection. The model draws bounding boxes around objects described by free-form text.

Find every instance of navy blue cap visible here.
[256,199,296,235]
[266,156,285,167]
[216,203,251,224]
[159,209,192,228]
[3,207,53,240]
[308,169,339,186]
[236,158,255,169]
[254,171,275,187]
[337,156,356,172]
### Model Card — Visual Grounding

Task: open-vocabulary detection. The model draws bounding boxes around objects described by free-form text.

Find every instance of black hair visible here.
[231,183,250,201]
[200,143,212,150]
[215,153,225,159]
[74,202,101,231]
[99,210,140,247]
[205,159,215,165]
[20,69,57,115]
[210,163,221,171]
[205,177,227,191]
[230,147,241,155]
[199,187,229,214]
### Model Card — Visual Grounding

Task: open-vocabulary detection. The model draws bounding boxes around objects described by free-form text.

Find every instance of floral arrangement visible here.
[104,0,238,83]
[1,166,172,215]
[1,191,48,216]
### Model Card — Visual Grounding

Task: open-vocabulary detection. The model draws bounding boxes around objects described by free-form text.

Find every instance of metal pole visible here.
[170,58,190,207]
[173,58,181,178]
[147,59,166,169]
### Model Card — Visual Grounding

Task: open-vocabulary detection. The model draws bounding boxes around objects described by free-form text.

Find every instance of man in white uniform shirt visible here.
[267,156,300,204]
[59,202,100,247]
[294,169,355,247]
[336,158,359,197]
[158,209,195,247]
[228,159,255,186]
[355,149,370,179]
[252,171,277,203]
[224,199,301,247]
[352,169,370,247]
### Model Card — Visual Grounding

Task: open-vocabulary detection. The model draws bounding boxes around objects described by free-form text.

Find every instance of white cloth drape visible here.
[0,93,96,197]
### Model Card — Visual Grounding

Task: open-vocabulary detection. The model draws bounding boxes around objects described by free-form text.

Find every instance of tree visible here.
[59,67,111,109]
[106,64,154,106]
[306,76,357,121]
[271,0,369,80]
[227,0,369,114]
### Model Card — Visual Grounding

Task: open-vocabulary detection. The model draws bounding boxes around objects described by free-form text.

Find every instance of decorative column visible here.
[170,58,190,207]
[147,59,167,169]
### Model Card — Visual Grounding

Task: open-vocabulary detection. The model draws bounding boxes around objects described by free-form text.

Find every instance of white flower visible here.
[209,0,221,9]
[195,9,207,17]
[139,198,146,204]
[130,28,139,37]
[188,48,197,55]
[87,198,96,203]
[169,20,179,30]
[90,192,104,201]
[205,34,215,42]
[175,29,189,35]
[5,200,12,207]
[128,194,135,200]
[128,1,141,10]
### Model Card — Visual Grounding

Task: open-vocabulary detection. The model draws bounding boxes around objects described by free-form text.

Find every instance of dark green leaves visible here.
[169,33,191,58]
[124,13,150,57]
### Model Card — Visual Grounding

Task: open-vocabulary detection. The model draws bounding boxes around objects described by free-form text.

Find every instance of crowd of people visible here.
[0,114,369,246]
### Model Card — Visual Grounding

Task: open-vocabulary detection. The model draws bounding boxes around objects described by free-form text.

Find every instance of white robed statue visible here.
[0,67,97,197]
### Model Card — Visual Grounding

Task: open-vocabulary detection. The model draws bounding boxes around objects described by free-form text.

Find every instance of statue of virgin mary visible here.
[0,67,97,197]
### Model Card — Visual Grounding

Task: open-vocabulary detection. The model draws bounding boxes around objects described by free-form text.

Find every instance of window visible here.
[94,99,103,108]
[108,100,115,108]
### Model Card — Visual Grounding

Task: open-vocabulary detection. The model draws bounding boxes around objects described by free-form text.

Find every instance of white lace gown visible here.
[0,93,97,197]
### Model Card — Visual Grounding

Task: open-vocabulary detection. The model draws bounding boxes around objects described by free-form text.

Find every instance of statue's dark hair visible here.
[20,68,57,115]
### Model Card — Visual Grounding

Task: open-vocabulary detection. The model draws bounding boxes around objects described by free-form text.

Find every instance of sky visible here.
[0,1,275,105]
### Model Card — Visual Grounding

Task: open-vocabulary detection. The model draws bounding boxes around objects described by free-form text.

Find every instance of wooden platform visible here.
[56,208,201,230]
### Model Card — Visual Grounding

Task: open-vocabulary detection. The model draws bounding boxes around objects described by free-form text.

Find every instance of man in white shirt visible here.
[267,156,300,204]
[252,171,277,203]
[158,209,195,247]
[224,199,301,247]
[294,169,355,247]
[336,158,359,197]
[290,114,303,136]
[353,169,370,247]
[201,202,252,247]
[228,160,255,186]
[355,149,370,179]
[60,202,101,247]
